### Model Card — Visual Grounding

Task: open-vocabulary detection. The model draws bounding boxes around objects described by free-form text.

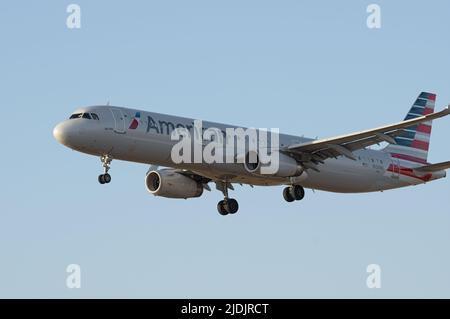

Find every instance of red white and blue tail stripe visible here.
[384,92,436,165]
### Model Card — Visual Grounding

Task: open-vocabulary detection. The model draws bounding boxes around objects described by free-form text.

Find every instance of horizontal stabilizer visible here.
[414,161,450,172]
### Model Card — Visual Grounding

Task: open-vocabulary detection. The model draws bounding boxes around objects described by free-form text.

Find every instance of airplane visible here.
[53,92,450,216]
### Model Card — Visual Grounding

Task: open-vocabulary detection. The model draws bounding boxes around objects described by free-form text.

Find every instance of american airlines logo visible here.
[129,112,141,130]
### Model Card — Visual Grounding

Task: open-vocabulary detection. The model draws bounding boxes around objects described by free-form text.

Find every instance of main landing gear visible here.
[283,185,305,202]
[98,155,112,184]
[217,181,239,216]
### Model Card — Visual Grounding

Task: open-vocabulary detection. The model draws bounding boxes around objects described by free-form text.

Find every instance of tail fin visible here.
[383,92,436,164]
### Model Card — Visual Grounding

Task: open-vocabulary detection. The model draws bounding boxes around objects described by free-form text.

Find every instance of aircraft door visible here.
[110,108,126,134]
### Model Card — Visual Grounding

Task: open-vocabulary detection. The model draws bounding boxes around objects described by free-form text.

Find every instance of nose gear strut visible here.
[98,155,113,184]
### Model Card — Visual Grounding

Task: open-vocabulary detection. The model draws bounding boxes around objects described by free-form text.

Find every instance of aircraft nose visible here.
[53,121,79,146]
[53,123,64,143]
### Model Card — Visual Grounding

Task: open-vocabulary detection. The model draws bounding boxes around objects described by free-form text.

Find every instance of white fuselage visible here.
[53,105,446,193]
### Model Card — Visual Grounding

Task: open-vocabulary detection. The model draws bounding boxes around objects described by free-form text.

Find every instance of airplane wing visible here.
[413,161,450,173]
[285,107,450,167]
[173,169,211,183]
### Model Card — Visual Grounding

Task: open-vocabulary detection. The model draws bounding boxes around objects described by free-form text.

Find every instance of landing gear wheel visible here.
[225,198,239,214]
[216,180,239,216]
[217,200,228,216]
[98,174,111,184]
[291,185,305,201]
[103,173,111,184]
[283,187,295,202]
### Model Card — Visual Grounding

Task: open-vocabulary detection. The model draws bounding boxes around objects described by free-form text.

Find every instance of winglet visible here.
[430,105,449,117]
[414,160,450,172]
[441,105,450,115]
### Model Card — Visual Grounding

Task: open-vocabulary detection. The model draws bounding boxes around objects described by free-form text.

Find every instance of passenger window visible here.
[91,113,100,120]
[69,113,82,119]
[82,113,92,119]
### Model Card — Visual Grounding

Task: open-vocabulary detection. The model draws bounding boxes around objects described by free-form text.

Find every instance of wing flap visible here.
[342,130,406,152]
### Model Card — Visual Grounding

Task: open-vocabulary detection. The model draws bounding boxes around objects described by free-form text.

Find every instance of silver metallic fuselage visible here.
[53,105,446,193]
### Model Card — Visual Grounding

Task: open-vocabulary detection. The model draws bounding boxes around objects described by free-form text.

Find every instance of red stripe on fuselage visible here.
[390,153,428,164]
[387,164,433,182]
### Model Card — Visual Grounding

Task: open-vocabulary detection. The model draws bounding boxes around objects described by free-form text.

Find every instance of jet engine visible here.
[243,151,303,177]
[145,170,204,199]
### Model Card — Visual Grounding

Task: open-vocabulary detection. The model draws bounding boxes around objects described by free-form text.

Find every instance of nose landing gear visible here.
[98,155,113,184]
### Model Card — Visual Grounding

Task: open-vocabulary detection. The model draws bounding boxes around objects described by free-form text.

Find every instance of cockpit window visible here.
[69,112,100,120]
[69,113,82,119]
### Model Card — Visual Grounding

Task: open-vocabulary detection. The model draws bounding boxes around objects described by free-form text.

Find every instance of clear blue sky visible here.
[0,1,449,298]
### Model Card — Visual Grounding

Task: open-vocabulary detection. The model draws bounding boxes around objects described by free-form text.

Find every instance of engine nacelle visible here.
[145,170,204,199]
[243,151,303,177]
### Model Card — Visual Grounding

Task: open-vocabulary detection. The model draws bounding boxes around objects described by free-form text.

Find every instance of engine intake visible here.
[145,170,204,199]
